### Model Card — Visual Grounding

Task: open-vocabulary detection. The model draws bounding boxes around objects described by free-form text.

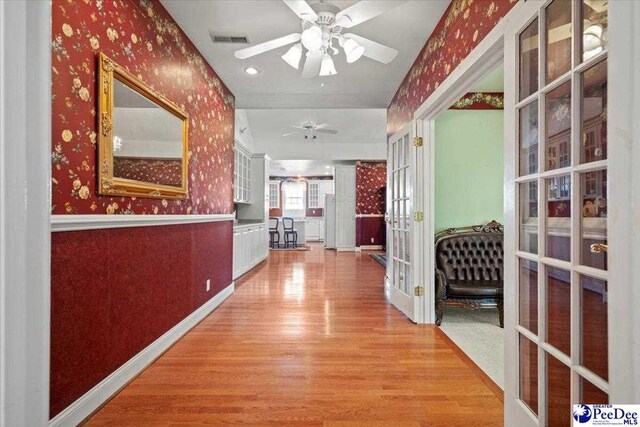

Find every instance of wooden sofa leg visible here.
[498,299,504,328]
[435,299,444,326]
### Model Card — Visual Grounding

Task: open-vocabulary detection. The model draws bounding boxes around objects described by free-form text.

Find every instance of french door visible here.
[386,123,423,322]
[504,0,634,425]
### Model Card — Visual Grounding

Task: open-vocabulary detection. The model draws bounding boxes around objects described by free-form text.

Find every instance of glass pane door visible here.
[386,125,416,321]
[512,1,609,425]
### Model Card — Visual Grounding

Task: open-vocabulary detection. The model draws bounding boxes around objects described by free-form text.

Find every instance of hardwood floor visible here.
[86,244,503,426]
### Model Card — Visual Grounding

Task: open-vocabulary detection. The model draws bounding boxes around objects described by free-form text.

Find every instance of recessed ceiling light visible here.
[325,171,330,175]
[325,165,330,168]
[244,66,259,75]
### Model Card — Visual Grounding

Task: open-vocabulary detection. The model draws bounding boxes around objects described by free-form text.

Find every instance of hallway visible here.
[86,245,502,426]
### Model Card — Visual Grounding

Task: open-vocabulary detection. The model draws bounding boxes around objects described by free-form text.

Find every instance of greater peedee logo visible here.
[572,405,640,426]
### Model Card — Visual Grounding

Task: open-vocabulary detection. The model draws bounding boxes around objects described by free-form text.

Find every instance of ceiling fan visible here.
[283,121,338,139]
[234,0,406,78]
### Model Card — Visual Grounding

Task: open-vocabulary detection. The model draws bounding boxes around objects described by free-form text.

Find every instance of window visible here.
[283,182,305,210]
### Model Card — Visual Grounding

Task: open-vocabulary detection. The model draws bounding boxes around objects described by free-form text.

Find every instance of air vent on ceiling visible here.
[209,32,249,44]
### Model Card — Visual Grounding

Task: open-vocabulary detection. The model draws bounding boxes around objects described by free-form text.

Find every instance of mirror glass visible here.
[112,78,183,188]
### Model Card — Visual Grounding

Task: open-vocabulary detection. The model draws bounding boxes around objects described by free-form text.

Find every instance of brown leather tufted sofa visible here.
[434,220,504,327]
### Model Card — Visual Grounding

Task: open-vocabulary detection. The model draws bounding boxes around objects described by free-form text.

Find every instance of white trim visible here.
[51,213,235,232]
[355,214,384,218]
[358,245,384,251]
[49,282,235,427]
[0,1,51,425]
[336,247,356,252]
[608,0,640,403]
[233,222,266,230]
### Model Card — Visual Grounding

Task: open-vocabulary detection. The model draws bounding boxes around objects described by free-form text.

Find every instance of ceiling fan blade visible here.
[314,123,330,129]
[282,131,300,136]
[343,33,398,64]
[289,125,308,130]
[315,128,338,134]
[234,33,301,59]
[301,51,322,79]
[333,1,406,29]
[282,0,318,21]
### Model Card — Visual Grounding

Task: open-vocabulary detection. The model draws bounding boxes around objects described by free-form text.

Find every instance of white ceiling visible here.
[161,0,449,109]
[269,159,335,177]
[246,108,387,160]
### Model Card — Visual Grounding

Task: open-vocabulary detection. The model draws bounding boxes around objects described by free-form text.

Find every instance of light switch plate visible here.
[206,279,211,292]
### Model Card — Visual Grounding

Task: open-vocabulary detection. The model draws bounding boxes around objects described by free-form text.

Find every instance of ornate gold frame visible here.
[97,52,189,200]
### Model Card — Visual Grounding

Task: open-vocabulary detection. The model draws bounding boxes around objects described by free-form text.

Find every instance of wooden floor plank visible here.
[86,244,503,426]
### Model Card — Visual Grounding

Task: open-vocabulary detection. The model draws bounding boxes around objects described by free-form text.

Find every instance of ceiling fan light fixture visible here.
[583,24,604,60]
[301,25,323,51]
[282,43,303,69]
[343,38,365,63]
[319,54,337,76]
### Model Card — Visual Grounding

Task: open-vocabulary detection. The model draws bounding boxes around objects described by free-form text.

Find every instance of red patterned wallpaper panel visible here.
[387,0,517,136]
[52,0,234,215]
[356,161,387,215]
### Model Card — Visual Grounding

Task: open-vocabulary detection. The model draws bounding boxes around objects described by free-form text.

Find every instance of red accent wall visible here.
[387,0,517,136]
[52,0,234,215]
[356,161,386,247]
[51,0,235,418]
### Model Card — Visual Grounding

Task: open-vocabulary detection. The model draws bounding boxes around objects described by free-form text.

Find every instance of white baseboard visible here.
[49,282,235,427]
[336,247,356,252]
[358,245,384,251]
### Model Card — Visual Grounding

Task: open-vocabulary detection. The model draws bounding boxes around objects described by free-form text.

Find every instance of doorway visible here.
[430,62,506,388]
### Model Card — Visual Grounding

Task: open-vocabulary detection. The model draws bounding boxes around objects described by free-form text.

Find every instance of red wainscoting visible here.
[50,221,232,418]
[356,217,386,247]
[387,0,517,136]
[356,161,387,248]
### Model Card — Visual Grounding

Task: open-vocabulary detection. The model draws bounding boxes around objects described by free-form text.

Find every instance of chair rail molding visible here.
[51,213,235,232]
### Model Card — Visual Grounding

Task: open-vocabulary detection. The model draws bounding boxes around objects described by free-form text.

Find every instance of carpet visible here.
[369,253,386,267]
[269,245,311,251]
[438,306,504,389]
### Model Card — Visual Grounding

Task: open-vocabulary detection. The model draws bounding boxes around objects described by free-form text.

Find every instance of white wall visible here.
[234,109,254,152]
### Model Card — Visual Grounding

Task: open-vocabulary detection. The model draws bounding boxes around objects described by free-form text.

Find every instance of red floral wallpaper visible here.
[113,158,182,186]
[450,92,504,110]
[356,161,387,215]
[52,0,234,215]
[387,0,517,136]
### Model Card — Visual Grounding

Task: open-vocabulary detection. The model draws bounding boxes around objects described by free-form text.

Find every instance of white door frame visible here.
[411,0,639,422]
[0,0,52,425]
[605,0,640,404]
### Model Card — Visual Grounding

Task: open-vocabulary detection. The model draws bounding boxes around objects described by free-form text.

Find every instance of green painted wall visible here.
[434,110,504,232]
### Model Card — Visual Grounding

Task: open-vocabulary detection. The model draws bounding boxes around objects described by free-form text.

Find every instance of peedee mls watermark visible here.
[573,405,639,426]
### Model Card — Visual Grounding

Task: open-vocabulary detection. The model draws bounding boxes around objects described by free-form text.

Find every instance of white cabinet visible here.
[305,218,320,240]
[233,142,251,204]
[268,180,280,209]
[307,180,334,209]
[233,223,268,280]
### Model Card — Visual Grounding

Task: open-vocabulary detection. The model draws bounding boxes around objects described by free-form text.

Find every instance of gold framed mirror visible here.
[98,52,189,200]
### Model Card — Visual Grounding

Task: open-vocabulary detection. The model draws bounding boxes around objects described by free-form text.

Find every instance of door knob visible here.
[590,243,608,254]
